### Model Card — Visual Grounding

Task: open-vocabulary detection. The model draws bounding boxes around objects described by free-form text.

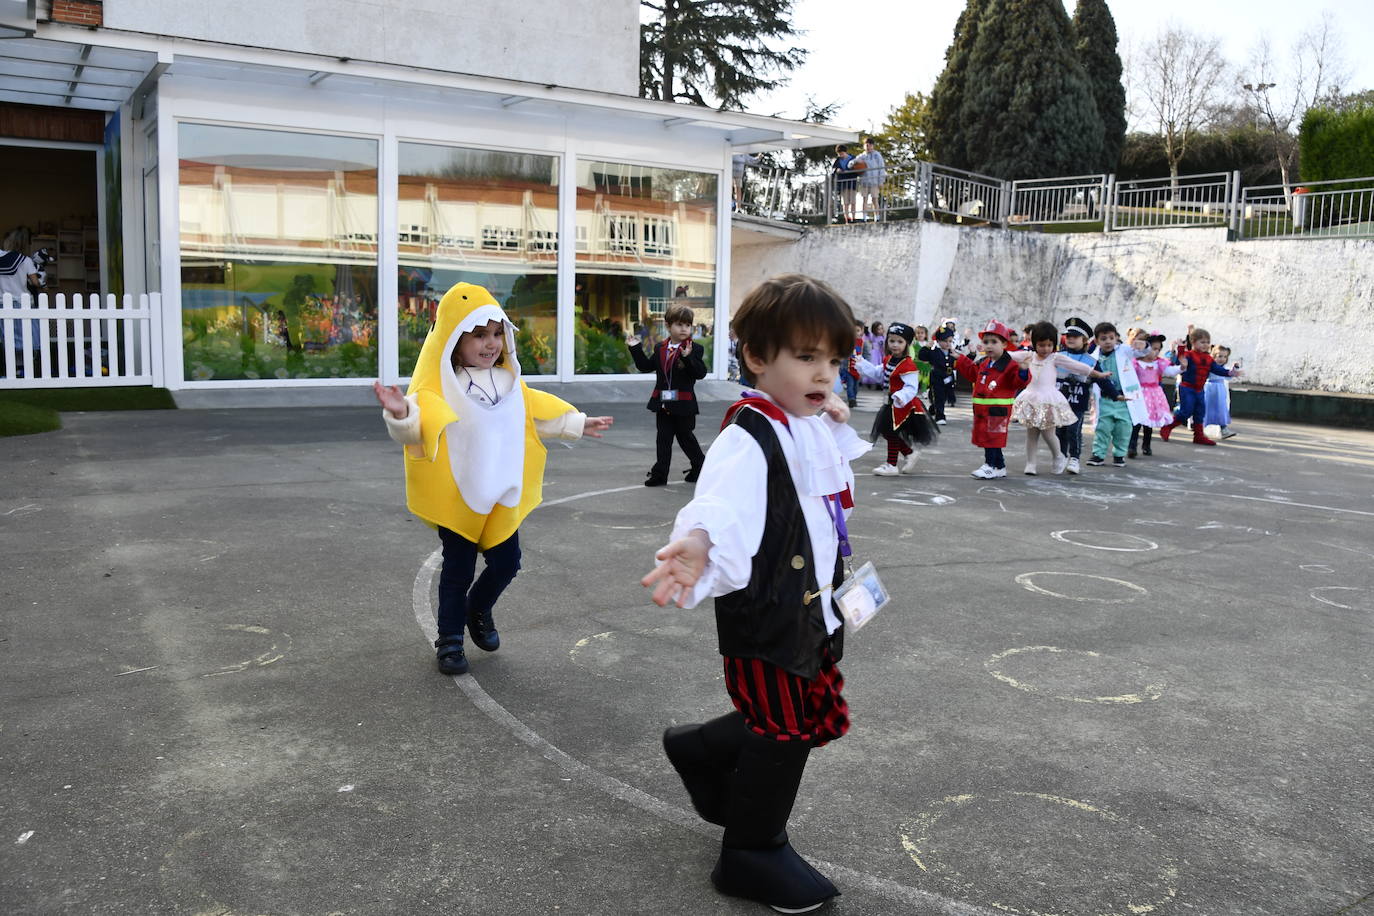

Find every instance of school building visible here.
[0,0,851,391]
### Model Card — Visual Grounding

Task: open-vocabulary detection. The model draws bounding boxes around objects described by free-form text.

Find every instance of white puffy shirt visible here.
[665,393,872,633]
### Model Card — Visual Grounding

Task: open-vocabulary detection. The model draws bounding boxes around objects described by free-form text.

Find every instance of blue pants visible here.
[436,527,521,639]
[843,372,859,402]
[1056,407,1086,458]
[1093,405,1133,458]
[1174,386,1206,427]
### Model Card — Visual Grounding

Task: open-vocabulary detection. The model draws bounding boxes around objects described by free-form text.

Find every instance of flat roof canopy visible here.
[0,25,859,151]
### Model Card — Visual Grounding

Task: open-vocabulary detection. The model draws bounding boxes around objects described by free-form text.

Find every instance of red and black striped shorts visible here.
[722,649,849,746]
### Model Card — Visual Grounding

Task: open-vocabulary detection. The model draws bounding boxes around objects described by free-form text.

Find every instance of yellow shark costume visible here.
[383,283,585,550]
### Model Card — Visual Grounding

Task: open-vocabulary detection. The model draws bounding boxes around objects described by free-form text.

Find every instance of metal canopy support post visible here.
[1103,174,1116,232]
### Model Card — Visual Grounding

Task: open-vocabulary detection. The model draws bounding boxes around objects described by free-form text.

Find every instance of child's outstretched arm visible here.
[373,381,408,418]
[641,530,710,608]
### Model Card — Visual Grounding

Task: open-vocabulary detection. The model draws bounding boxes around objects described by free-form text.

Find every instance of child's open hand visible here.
[372,381,408,419]
[641,530,710,608]
[820,391,850,423]
[584,416,614,438]
[681,339,693,357]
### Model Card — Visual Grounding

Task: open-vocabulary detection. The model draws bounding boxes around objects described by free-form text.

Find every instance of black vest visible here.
[714,407,844,679]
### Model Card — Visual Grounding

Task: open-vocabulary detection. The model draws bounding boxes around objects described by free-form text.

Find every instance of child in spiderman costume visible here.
[857,322,938,476]
[1160,326,1243,446]
[955,320,1030,479]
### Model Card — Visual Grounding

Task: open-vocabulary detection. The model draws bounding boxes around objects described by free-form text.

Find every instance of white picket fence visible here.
[0,292,161,389]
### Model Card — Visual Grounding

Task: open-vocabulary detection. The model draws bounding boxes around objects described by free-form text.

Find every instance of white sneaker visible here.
[1052,455,1069,475]
[1066,457,1080,475]
[970,464,995,479]
[936,418,947,426]
[873,463,900,476]
[1024,460,1038,476]
[1221,426,1237,439]
[899,451,920,474]
[988,467,1007,478]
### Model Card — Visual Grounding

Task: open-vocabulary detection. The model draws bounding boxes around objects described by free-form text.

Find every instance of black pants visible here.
[927,380,949,421]
[1056,406,1087,459]
[1128,424,1153,451]
[436,527,521,639]
[652,410,705,478]
[983,447,1005,469]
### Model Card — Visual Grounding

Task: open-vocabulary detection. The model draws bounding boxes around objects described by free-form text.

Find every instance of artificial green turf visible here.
[0,401,61,437]
[0,386,176,412]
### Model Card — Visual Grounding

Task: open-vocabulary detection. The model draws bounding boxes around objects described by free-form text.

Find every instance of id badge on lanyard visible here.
[823,494,889,630]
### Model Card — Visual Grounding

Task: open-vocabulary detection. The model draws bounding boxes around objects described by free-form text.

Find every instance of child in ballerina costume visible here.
[373,282,613,676]
[1008,321,1111,475]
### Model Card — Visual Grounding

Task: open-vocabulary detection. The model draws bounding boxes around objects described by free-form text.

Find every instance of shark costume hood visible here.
[403,282,577,549]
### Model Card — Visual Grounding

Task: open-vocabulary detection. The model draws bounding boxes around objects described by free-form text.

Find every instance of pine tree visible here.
[639,0,806,111]
[960,0,1105,178]
[1071,0,1127,172]
[928,0,989,170]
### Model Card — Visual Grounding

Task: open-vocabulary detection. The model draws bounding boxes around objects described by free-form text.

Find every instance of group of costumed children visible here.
[371,277,1241,915]
[850,316,1243,479]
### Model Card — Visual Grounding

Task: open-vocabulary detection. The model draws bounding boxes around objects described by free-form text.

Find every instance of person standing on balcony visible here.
[831,144,858,223]
[852,138,887,221]
[731,153,760,212]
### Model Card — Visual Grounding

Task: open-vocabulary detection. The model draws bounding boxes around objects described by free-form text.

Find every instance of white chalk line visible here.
[411,485,1001,915]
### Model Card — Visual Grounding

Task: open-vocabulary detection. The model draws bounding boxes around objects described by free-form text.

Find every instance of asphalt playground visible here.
[1,387,1371,916]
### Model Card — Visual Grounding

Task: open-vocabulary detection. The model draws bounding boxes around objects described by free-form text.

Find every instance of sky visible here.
[743,0,1374,134]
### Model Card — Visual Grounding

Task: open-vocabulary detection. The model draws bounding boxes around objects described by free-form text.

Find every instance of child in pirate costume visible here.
[1054,317,1117,475]
[374,283,614,676]
[628,302,709,486]
[857,322,938,476]
[642,274,872,914]
[954,320,1029,479]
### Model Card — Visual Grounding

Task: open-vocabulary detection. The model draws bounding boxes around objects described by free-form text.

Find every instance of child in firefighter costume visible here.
[857,321,938,476]
[642,274,871,914]
[374,282,613,676]
[954,320,1029,479]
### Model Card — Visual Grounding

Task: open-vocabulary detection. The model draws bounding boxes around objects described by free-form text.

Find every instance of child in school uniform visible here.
[955,320,1029,479]
[628,302,709,485]
[919,327,959,426]
[374,283,613,675]
[642,274,871,914]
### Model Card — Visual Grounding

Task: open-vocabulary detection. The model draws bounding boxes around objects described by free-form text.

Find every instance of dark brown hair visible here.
[664,303,694,326]
[1093,321,1119,338]
[1030,321,1059,347]
[732,274,856,386]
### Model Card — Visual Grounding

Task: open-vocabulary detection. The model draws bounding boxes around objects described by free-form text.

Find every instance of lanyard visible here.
[823,493,853,561]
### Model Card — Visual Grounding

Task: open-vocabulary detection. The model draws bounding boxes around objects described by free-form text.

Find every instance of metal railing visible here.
[1238,177,1374,241]
[1,292,160,388]
[1105,172,1238,231]
[1010,174,1107,225]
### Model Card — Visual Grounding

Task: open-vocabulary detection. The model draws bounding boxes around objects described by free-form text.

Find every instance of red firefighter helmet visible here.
[980,320,1014,342]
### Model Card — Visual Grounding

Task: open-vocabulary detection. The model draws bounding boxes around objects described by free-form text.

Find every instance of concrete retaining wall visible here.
[730,221,1374,394]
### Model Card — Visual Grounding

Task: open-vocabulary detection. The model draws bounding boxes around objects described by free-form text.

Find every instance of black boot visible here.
[683,462,704,483]
[663,712,746,826]
[433,635,468,675]
[710,732,838,912]
[466,604,500,652]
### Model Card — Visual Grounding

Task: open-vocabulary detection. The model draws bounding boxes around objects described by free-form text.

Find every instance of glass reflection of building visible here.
[177,124,379,382]
[574,160,718,374]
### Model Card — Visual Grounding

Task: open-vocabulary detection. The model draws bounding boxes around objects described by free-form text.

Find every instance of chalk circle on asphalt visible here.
[985,646,1166,705]
[201,624,292,678]
[1015,571,1149,603]
[885,490,957,507]
[899,792,1179,916]
[1051,529,1159,552]
[570,625,714,682]
[1300,564,1334,573]
[1310,587,1367,611]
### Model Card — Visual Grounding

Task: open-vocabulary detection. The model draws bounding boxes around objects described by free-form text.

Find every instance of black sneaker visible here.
[683,463,703,483]
[434,635,468,675]
[644,474,668,487]
[1085,455,1106,467]
[1112,456,1126,468]
[1127,447,1137,458]
[467,608,500,652]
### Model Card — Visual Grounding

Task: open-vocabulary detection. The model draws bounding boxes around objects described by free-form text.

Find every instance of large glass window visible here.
[397,144,558,377]
[177,124,378,382]
[574,160,718,374]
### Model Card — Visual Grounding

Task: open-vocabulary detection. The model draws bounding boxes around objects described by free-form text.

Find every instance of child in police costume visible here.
[628,302,709,486]
[374,283,613,675]
[857,321,938,476]
[642,274,871,914]
[1054,317,1118,474]
[954,320,1029,479]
